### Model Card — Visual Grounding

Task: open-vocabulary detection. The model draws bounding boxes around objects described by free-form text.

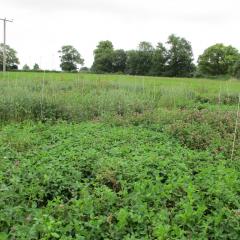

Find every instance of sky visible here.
[0,0,239,70]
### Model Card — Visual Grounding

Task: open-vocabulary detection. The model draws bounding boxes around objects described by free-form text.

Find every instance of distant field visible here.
[0,72,240,239]
[0,72,240,122]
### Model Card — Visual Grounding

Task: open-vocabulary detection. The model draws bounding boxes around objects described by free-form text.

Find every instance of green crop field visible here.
[0,72,240,239]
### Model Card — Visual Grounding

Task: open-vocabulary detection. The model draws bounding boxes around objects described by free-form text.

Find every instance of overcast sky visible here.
[0,0,239,70]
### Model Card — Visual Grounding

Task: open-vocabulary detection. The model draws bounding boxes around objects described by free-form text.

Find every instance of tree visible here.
[112,49,127,73]
[150,42,168,76]
[137,42,154,75]
[126,42,154,76]
[165,34,195,77]
[91,41,114,73]
[58,45,84,72]
[33,63,40,71]
[138,41,154,52]
[125,50,140,75]
[80,66,90,72]
[198,44,240,76]
[232,61,240,79]
[0,43,19,71]
[22,64,30,71]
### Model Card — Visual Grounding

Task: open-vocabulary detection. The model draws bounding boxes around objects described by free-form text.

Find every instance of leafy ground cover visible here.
[0,72,240,239]
[1,122,240,239]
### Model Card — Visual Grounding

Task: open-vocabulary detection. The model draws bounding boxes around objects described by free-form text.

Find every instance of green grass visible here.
[0,72,239,122]
[0,72,240,239]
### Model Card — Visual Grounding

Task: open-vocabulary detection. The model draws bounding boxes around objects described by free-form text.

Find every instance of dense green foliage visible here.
[198,44,240,76]
[33,63,41,71]
[0,44,19,71]
[165,35,195,77]
[150,43,168,76]
[232,60,240,79]
[126,42,154,76]
[112,49,127,73]
[58,45,84,72]
[92,35,195,77]
[1,121,240,239]
[22,64,30,71]
[0,72,240,239]
[91,41,115,73]
[2,39,240,78]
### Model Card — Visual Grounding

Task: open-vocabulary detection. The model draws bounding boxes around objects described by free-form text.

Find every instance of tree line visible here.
[0,34,240,78]
[91,35,195,77]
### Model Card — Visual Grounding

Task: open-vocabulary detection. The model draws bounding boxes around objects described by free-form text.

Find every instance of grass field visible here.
[0,72,240,239]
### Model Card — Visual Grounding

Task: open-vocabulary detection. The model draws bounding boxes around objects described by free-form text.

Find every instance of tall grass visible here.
[0,72,239,122]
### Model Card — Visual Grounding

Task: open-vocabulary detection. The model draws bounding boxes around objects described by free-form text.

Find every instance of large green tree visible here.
[165,34,195,77]
[125,50,139,75]
[22,64,30,71]
[137,42,154,75]
[0,43,19,70]
[91,41,114,73]
[150,42,168,76]
[112,49,127,73]
[33,63,40,71]
[58,45,84,72]
[232,60,240,79]
[126,42,154,75]
[198,44,240,76]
